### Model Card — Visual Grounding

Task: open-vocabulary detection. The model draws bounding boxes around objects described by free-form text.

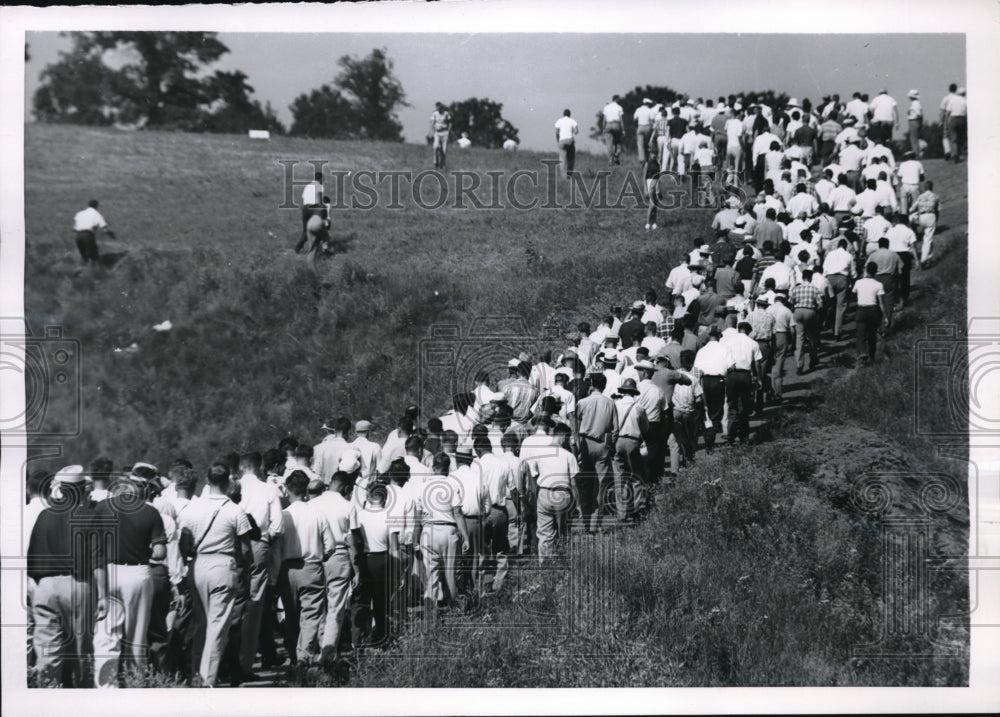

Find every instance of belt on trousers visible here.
[538,485,571,491]
[426,521,457,527]
[365,550,388,556]
[580,434,607,442]
[727,368,752,373]
[196,552,236,560]
[491,504,508,512]
[114,561,148,567]
[618,435,640,441]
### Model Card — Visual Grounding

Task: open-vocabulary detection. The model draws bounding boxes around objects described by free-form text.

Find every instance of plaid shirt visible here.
[746,308,776,341]
[501,378,538,423]
[789,282,823,310]
[656,315,676,339]
[915,191,939,215]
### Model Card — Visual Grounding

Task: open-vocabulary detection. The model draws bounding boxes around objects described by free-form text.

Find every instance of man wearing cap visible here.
[711,102,731,174]
[308,471,355,662]
[664,257,694,302]
[452,445,487,592]
[575,373,617,532]
[347,420,381,484]
[598,349,623,399]
[92,470,166,687]
[940,85,967,163]
[667,350,704,471]
[914,180,941,267]
[28,466,100,687]
[609,378,649,521]
[634,97,655,164]
[896,151,925,215]
[473,437,513,593]
[745,296,776,410]
[501,360,538,427]
[231,452,283,678]
[313,417,352,485]
[766,294,795,402]
[712,197,741,234]
[521,422,578,560]
[275,470,334,663]
[601,94,626,165]
[634,360,666,485]
[413,453,468,612]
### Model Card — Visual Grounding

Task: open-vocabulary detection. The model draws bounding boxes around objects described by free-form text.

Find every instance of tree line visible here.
[31,32,520,148]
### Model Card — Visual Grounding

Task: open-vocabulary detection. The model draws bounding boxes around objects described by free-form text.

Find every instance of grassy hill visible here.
[23,124,969,686]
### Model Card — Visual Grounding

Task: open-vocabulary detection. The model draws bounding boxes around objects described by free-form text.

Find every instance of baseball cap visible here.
[642,97,653,104]
[631,300,645,310]
[908,89,919,98]
[507,358,521,368]
[53,465,87,484]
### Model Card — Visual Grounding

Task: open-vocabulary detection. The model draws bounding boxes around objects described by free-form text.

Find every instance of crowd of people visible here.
[37,81,961,689]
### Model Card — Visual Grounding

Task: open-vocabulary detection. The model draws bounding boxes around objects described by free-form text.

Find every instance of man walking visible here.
[724,322,764,445]
[601,94,626,165]
[822,238,856,340]
[555,109,579,178]
[789,269,824,374]
[853,261,889,365]
[914,180,941,267]
[429,102,452,169]
[310,471,355,663]
[575,373,617,532]
[905,90,923,158]
[611,379,649,521]
[634,97,655,164]
[526,423,581,560]
[72,199,116,266]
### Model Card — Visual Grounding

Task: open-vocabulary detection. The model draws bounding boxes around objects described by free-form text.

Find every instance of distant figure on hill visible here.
[72,199,116,266]
[601,94,625,165]
[502,137,518,151]
[429,102,452,169]
[554,108,579,178]
[296,171,324,253]
[456,131,472,149]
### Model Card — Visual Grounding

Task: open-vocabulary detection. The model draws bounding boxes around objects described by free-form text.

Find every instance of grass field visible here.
[22,123,970,686]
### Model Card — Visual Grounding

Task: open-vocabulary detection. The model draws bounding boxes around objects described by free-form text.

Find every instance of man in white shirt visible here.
[235,452,284,677]
[944,87,967,163]
[886,213,920,306]
[896,151,925,214]
[276,471,333,666]
[827,174,857,217]
[868,89,898,145]
[309,471,356,661]
[766,295,795,400]
[724,111,745,177]
[456,131,472,149]
[845,92,869,129]
[601,95,626,165]
[413,453,468,611]
[502,137,518,151]
[823,238,857,339]
[526,422,580,558]
[555,109,579,177]
[724,322,764,445]
[72,199,115,265]
[429,102,452,169]
[814,170,836,206]
[694,327,729,451]
[787,184,819,218]
[452,445,487,593]
[905,89,923,158]
[853,179,882,219]
[634,97,655,164]
[312,417,352,485]
[349,420,382,482]
[473,437,513,593]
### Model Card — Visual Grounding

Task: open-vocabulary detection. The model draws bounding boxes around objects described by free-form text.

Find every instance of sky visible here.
[24,32,965,153]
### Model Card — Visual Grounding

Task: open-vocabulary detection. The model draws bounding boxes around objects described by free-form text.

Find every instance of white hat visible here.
[907,89,919,99]
[54,465,87,484]
[957,87,966,95]
[507,358,521,368]
[489,391,507,403]
[734,102,743,111]
[691,274,705,287]
[726,196,741,209]
[634,360,656,372]
[338,450,361,474]
[642,97,653,104]
[600,348,619,362]
[698,244,711,254]
[786,97,801,108]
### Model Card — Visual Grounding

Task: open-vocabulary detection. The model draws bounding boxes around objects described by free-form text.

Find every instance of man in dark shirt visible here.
[735,245,757,292]
[618,304,646,350]
[27,466,100,687]
[92,477,166,687]
[666,107,688,172]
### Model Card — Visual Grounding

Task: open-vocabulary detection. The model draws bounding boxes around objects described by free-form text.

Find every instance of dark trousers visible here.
[701,375,726,449]
[856,305,882,362]
[644,420,666,483]
[357,552,391,646]
[296,205,322,252]
[725,370,754,444]
[75,230,99,263]
[896,252,914,303]
[755,338,774,411]
[147,563,171,673]
[671,410,699,465]
[875,274,897,327]
[258,583,279,663]
[948,116,966,160]
[165,575,197,679]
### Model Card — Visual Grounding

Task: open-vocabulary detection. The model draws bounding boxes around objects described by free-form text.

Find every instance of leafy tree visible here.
[200,70,286,135]
[289,84,357,138]
[289,48,407,141]
[445,97,519,149]
[588,84,682,154]
[33,31,230,129]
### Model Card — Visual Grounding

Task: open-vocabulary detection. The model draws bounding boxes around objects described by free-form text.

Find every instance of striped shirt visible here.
[746,308,776,341]
[915,191,939,215]
[502,378,538,423]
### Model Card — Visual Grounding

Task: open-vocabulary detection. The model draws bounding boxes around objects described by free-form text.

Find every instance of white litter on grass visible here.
[153,320,173,332]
